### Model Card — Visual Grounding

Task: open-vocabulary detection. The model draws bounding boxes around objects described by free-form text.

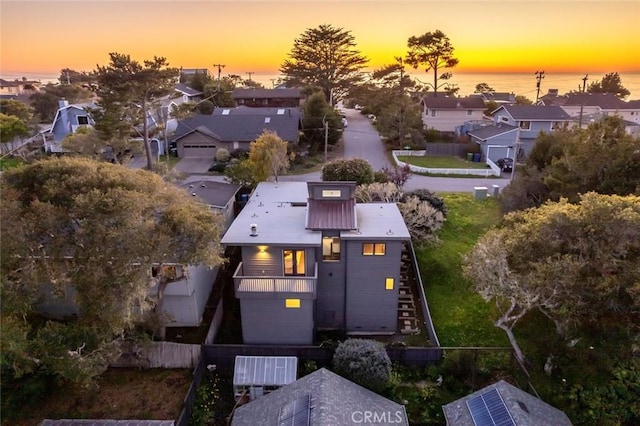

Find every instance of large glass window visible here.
[363,243,386,256]
[283,249,305,275]
[322,237,341,261]
[519,120,531,130]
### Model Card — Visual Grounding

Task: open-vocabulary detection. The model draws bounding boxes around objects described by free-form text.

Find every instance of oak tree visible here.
[0,157,224,383]
[280,24,368,104]
[464,193,640,365]
[405,30,459,97]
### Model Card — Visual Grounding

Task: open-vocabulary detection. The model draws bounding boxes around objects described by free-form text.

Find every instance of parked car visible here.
[497,157,514,172]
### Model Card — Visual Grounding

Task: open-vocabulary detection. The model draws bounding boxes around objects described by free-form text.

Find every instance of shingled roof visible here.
[497,105,571,120]
[231,368,409,426]
[172,106,301,143]
[232,88,302,99]
[468,123,518,140]
[421,96,486,109]
[443,380,572,425]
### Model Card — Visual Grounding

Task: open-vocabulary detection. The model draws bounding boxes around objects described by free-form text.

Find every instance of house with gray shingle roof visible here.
[442,380,572,425]
[419,95,487,133]
[231,368,409,426]
[171,106,301,158]
[220,181,410,344]
[468,105,572,161]
[232,87,303,108]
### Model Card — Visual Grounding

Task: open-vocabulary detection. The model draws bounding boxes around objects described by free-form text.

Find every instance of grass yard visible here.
[417,192,507,347]
[0,155,24,170]
[398,155,489,169]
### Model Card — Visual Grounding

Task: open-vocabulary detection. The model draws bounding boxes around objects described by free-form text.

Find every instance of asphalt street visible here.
[176,107,513,193]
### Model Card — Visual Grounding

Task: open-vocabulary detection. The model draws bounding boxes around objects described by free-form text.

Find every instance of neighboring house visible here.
[220,181,411,345]
[540,92,640,128]
[574,112,640,136]
[181,180,241,231]
[232,88,303,108]
[470,91,516,105]
[37,180,240,328]
[468,105,572,161]
[44,99,97,153]
[419,95,486,133]
[0,78,41,96]
[442,380,572,425]
[174,82,203,103]
[231,367,409,426]
[171,106,301,158]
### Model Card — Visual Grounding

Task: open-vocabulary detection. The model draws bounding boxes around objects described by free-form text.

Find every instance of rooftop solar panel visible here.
[466,388,515,426]
[278,393,311,426]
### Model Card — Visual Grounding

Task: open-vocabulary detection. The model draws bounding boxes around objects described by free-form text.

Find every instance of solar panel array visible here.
[278,393,311,426]
[466,388,516,426]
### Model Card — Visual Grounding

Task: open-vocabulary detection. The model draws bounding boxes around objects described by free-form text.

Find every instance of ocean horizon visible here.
[2,70,639,100]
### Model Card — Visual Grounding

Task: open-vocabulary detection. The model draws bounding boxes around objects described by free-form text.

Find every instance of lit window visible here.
[285,299,300,308]
[322,237,341,261]
[283,249,305,275]
[385,278,394,290]
[321,189,341,198]
[363,243,386,256]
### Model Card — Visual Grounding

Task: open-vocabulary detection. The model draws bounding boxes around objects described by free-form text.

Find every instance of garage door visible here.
[181,144,217,158]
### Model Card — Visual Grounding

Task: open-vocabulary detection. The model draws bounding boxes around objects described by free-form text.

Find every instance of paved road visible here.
[179,107,513,193]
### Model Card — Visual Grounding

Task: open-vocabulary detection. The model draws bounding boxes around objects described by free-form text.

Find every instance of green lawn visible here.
[399,155,489,169]
[0,156,24,171]
[417,192,508,347]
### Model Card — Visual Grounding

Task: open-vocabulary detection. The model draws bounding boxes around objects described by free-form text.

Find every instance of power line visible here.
[578,74,589,128]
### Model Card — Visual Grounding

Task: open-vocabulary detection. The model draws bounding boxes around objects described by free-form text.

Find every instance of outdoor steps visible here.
[398,248,420,335]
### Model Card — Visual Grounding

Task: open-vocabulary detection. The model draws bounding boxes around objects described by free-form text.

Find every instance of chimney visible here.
[58,98,69,109]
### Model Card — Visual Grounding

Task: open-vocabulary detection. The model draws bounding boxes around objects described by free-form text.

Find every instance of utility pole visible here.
[212,63,226,91]
[246,72,254,82]
[397,56,405,145]
[323,115,329,162]
[535,70,545,103]
[578,74,588,128]
[270,78,277,88]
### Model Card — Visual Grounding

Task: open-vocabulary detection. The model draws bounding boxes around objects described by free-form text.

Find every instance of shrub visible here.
[321,158,374,185]
[215,148,230,163]
[332,339,392,392]
[402,189,448,218]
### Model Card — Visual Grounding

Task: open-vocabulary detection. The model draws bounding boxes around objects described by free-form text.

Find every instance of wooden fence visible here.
[112,341,201,369]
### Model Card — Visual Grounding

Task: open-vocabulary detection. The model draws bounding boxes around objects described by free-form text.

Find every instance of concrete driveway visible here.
[173,157,214,174]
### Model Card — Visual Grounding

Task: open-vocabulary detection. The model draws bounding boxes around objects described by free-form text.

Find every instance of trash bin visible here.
[473,153,481,162]
[466,152,473,162]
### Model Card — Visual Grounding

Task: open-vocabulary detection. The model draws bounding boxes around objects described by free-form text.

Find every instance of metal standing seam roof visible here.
[305,198,357,230]
[233,356,298,387]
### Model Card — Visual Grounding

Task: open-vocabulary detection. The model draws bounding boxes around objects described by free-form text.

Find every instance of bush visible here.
[332,339,392,392]
[229,148,249,159]
[402,189,448,218]
[321,158,374,185]
[215,148,230,163]
[208,162,226,173]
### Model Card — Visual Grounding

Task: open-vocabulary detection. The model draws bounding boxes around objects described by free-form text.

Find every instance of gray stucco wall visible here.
[163,265,218,327]
[344,240,402,332]
[240,297,314,345]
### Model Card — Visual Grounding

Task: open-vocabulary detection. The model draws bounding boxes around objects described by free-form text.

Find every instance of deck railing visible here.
[232,262,317,298]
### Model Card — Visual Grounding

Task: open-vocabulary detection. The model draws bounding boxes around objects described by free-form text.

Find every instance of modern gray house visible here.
[468,105,572,161]
[171,106,301,158]
[231,367,409,426]
[220,181,411,345]
[442,380,572,425]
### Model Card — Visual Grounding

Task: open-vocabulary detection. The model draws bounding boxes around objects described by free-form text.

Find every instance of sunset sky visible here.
[1,0,639,78]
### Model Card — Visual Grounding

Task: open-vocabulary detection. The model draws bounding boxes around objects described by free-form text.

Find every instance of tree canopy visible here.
[247,130,290,182]
[405,30,459,97]
[92,53,179,170]
[500,115,640,212]
[300,92,342,153]
[0,157,224,384]
[588,72,630,99]
[464,193,640,364]
[280,24,368,104]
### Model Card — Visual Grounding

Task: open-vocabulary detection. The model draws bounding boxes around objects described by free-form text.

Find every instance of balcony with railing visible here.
[232,262,317,299]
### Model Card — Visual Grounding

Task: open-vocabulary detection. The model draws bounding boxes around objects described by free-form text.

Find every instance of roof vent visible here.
[250,223,258,237]
[192,193,197,196]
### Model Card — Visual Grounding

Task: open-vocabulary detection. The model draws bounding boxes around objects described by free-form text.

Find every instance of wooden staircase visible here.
[398,244,420,335]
